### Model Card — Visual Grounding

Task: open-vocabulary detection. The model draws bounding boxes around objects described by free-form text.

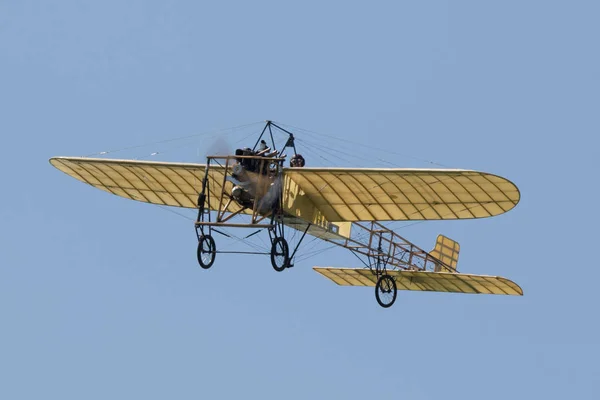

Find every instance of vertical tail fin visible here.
[430,235,460,272]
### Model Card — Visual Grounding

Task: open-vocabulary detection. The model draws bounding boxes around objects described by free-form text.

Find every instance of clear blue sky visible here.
[1,1,598,399]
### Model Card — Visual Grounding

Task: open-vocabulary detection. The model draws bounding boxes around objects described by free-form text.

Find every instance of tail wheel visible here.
[375,274,397,308]
[197,234,216,269]
[270,237,289,272]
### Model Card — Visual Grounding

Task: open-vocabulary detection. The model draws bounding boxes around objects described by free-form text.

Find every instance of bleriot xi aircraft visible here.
[50,121,522,308]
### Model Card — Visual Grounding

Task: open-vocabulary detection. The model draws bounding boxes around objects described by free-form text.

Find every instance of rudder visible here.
[430,235,460,272]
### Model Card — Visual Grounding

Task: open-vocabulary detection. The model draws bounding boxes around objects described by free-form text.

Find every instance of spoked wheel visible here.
[375,274,397,308]
[197,234,216,269]
[270,237,289,272]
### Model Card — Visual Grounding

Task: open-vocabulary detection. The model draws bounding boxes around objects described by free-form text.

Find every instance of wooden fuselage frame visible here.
[195,154,453,273]
[195,154,286,229]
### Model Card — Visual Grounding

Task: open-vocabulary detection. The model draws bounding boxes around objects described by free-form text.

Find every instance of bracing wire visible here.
[297,138,355,165]
[297,137,387,167]
[157,206,270,253]
[279,121,452,168]
[85,121,264,158]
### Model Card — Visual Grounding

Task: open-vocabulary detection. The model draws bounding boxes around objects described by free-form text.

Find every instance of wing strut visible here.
[288,223,312,266]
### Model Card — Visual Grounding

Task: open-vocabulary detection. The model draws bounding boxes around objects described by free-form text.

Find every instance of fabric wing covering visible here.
[284,168,520,221]
[50,158,520,222]
[313,268,523,295]
[49,157,247,213]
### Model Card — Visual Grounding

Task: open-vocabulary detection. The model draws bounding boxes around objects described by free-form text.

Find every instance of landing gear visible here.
[375,274,397,308]
[270,236,289,272]
[192,125,310,273]
[197,234,216,269]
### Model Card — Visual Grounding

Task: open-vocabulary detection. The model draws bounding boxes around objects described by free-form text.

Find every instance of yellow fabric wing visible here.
[49,157,243,212]
[51,159,520,223]
[284,168,520,221]
[313,267,523,295]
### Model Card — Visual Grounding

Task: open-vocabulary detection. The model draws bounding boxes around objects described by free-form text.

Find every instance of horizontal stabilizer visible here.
[313,267,522,295]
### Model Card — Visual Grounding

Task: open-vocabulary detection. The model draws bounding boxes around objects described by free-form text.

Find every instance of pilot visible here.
[258,140,268,152]
[290,154,306,167]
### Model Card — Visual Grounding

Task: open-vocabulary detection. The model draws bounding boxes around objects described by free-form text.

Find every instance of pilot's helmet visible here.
[290,154,306,167]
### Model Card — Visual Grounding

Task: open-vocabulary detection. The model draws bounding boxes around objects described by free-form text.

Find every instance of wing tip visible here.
[496,276,524,296]
[484,171,521,214]
[49,156,76,169]
[49,157,71,173]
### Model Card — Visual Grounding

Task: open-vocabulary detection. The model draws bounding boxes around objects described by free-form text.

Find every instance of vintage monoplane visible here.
[50,121,522,308]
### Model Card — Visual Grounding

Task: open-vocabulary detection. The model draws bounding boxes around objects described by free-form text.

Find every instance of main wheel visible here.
[197,234,216,269]
[270,237,289,272]
[375,274,397,308]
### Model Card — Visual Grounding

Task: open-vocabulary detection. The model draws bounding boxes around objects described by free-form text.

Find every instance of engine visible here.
[228,145,304,212]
